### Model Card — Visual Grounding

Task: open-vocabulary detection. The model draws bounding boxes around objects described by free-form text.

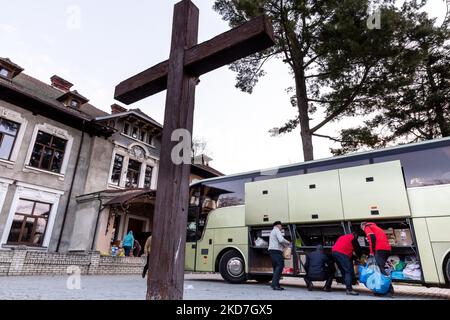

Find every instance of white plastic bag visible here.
[255,237,268,247]
[403,263,422,280]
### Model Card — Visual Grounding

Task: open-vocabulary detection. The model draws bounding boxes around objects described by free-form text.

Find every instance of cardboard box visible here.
[394,229,413,246]
[384,228,397,246]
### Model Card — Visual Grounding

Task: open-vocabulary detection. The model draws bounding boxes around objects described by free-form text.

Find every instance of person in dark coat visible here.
[304,245,335,292]
[133,239,142,257]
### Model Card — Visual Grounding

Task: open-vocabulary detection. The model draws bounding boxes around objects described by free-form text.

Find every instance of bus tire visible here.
[219,250,247,284]
[445,256,450,285]
[252,275,273,283]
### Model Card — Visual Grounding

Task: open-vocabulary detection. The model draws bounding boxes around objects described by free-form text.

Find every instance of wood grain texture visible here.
[114,15,275,104]
[146,0,199,301]
[115,0,275,301]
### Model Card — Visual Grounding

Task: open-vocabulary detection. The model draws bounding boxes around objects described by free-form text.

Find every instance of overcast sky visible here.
[1,0,446,175]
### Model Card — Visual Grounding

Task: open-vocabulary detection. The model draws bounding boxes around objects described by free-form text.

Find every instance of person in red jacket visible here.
[361,222,394,295]
[332,232,362,295]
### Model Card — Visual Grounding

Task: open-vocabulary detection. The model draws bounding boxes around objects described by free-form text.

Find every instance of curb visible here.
[280,279,450,299]
[185,273,450,299]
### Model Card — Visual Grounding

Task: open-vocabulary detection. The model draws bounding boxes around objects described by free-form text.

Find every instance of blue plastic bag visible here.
[366,270,392,294]
[359,257,377,285]
[359,265,375,284]
[391,271,406,280]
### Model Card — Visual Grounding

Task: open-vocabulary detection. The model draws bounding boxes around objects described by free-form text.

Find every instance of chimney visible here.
[193,154,212,166]
[50,75,73,92]
[111,103,127,114]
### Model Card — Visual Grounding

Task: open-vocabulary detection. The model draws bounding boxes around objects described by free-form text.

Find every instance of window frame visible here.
[139,130,146,142]
[143,165,153,189]
[69,99,80,109]
[0,117,20,161]
[0,182,64,248]
[131,126,139,139]
[6,198,52,246]
[0,107,28,163]
[110,153,125,186]
[125,159,141,188]
[123,122,130,135]
[0,68,9,78]
[24,123,74,177]
[29,131,68,174]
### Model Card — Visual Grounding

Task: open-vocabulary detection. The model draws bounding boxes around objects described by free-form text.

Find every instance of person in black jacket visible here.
[304,245,335,292]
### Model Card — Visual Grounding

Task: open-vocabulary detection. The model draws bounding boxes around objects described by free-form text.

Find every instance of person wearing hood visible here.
[304,245,335,292]
[122,231,134,257]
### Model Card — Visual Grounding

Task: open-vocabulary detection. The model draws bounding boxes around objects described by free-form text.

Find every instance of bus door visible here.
[186,205,199,271]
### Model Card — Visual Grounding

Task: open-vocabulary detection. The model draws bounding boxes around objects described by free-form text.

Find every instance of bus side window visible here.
[186,207,198,242]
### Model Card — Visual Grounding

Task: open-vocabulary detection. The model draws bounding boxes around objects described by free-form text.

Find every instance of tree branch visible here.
[310,65,373,133]
[305,72,331,79]
[312,133,344,143]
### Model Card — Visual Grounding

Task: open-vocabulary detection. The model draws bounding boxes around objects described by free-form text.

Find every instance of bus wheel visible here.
[445,256,450,285]
[219,250,247,284]
[252,275,272,283]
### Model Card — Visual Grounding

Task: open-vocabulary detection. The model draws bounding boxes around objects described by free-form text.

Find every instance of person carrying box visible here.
[268,221,291,291]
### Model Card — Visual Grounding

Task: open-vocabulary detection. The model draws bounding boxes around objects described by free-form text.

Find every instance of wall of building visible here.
[0,100,93,253]
[0,101,163,255]
[62,136,115,253]
[0,249,145,276]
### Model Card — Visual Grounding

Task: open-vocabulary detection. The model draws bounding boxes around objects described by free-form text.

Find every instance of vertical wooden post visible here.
[146,0,199,300]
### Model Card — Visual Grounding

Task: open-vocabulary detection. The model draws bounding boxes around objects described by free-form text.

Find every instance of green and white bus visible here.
[185,137,450,287]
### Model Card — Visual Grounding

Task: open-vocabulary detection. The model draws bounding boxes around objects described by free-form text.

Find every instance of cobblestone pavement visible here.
[0,273,447,300]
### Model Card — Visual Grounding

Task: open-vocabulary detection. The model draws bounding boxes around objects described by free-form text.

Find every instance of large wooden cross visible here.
[115,0,274,300]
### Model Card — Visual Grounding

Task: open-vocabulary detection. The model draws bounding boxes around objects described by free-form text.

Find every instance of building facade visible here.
[0,57,223,257]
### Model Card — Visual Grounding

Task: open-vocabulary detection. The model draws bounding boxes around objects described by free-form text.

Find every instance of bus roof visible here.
[190,136,450,187]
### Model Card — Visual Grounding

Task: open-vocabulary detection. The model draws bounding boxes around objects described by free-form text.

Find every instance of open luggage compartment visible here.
[347,219,422,283]
[248,226,294,275]
[246,219,423,284]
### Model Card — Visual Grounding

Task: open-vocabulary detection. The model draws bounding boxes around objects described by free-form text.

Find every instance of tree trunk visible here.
[294,65,314,161]
[435,104,450,137]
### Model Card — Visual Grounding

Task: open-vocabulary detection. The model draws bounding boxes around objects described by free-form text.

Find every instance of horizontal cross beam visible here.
[115,15,275,105]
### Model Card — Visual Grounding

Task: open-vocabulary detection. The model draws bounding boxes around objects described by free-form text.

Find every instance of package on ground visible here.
[360,263,392,294]
[282,267,294,274]
[403,262,422,280]
[359,264,374,284]
[394,229,413,246]
[391,271,406,280]
[387,255,406,271]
